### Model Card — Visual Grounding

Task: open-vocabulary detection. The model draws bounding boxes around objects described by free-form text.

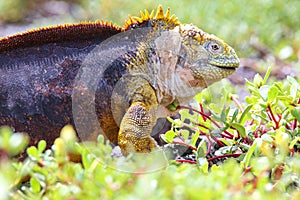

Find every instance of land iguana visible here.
[0,6,239,155]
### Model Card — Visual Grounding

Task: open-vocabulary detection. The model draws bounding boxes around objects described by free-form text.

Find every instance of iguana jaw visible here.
[209,57,240,69]
[191,64,236,88]
[209,49,240,69]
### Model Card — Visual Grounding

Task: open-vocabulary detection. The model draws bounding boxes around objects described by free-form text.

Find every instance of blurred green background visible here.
[0,0,299,62]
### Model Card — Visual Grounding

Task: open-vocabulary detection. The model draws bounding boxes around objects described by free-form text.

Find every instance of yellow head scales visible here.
[124,5,239,70]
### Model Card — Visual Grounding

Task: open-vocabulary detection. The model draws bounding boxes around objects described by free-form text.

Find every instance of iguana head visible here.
[178,23,240,87]
[124,5,239,89]
[123,5,240,106]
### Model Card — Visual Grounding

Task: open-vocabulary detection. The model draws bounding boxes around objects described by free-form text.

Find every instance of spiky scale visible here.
[165,8,171,19]
[149,10,155,18]
[155,5,165,19]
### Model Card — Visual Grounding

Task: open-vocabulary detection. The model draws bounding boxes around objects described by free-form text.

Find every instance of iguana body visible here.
[0,6,239,155]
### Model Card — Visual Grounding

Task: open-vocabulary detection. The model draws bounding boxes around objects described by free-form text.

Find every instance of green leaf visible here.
[241,139,257,169]
[231,108,239,123]
[172,100,179,108]
[30,177,41,193]
[97,134,105,144]
[258,85,270,101]
[231,123,247,138]
[167,117,182,127]
[165,130,176,143]
[262,67,271,85]
[191,131,200,147]
[215,146,237,156]
[238,104,253,123]
[179,109,192,123]
[196,139,207,158]
[253,73,263,86]
[180,130,190,140]
[27,146,38,158]
[267,85,279,103]
[197,157,208,173]
[220,107,230,122]
[166,104,177,111]
[81,150,91,169]
[245,96,258,104]
[193,92,203,103]
[0,126,13,149]
[37,140,47,153]
[291,107,300,123]
[289,137,300,149]
[287,76,300,99]
[198,124,210,134]
[209,103,222,114]
[287,76,299,85]
[218,138,231,146]
[8,133,29,156]
[245,78,256,87]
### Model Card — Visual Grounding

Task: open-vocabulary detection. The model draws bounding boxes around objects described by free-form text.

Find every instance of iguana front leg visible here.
[117,80,158,156]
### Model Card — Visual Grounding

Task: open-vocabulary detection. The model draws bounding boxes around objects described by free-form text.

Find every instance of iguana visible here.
[0,5,239,155]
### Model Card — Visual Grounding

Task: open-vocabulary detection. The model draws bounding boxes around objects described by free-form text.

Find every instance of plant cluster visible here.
[0,69,299,199]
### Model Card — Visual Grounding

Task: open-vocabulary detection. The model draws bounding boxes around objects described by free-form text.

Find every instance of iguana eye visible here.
[204,41,224,54]
[211,43,219,51]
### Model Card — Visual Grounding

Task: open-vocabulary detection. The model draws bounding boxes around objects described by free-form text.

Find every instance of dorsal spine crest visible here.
[124,5,180,30]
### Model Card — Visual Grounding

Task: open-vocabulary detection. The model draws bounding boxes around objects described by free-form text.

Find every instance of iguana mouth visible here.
[209,58,240,69]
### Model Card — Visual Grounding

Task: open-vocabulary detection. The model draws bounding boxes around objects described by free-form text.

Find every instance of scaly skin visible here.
[117,7,239,155]
[0,6,239,156]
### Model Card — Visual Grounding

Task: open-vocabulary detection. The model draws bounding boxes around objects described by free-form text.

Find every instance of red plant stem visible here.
[195,122,233,139]
[277,113,282,124]
[230,126,241,139]
[231,95,243,112]
[200,104,207,121]
[261,123,268,134]
[267,105,279,129]
[220,130,234,139]
[205,135,212,156]
[292,98,300,130]
[286,123,292,130]
[207,153,242,162]
[268,105,276,122]
[251,176,259,192]
[253,129,258,138]
[199,130,225,147]
[172,141,197,151]
[194,123,210,130]
[178,105,213,121]
[177,135,185,142]
[277,113,281,118]
[292,119,297,131]
[246,137,252,144]
[199,130,207,135]
[242,166,253,175]
[220,132,234,139]
[274,163,285,180]
[210,134,225,147]
[176,159,197,164]
[249,118,254,126]
[178,105,234,138]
